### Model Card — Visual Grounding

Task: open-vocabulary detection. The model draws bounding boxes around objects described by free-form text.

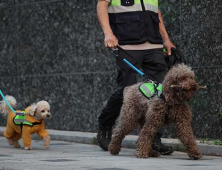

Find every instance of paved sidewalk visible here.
[1,126,222,156]
[1,137,222,170]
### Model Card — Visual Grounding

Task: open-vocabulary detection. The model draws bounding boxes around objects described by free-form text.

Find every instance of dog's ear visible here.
[28,104,37,116]
[162,73,177,105]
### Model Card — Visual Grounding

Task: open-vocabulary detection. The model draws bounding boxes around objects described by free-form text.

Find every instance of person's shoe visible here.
[152,136,174,155]
[96,127,112,151]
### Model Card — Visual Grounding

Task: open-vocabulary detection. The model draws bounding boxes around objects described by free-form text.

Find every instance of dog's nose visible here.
[46,114,51,118]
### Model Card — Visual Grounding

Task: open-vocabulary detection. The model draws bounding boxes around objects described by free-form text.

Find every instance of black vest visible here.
[109,10,163,45]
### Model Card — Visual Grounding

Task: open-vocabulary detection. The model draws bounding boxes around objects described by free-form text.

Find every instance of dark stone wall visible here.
[0,0,222,139]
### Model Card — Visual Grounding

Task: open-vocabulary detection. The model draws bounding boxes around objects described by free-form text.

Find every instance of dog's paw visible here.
[43,135,50,149]
[149,150,160,157]
[108,143,121,155]
[25,146,32,150]
[136,150,149,158]
[188,151,202,160]
[6,138,14,146]
[12,140,20,148]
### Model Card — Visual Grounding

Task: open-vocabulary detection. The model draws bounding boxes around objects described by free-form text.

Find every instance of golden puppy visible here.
[0,95,51,150]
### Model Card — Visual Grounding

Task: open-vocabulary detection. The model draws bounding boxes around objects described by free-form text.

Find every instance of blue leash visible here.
[122,58,145,77]
[0,89,16,114]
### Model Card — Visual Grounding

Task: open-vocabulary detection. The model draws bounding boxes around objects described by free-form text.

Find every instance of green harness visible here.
[13,111,41,127]
[139,82,163,99]
[139,82,173,122]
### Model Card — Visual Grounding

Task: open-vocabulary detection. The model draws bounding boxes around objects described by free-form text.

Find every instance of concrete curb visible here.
[0,126,222,156]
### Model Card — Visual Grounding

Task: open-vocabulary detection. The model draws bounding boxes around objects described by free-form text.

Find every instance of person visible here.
[96,0,176,155]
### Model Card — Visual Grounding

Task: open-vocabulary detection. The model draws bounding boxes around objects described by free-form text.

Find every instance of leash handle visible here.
[0,90,16,113]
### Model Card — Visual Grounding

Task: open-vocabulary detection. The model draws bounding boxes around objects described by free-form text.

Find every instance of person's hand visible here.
[164,39,176,56]
[104,32,118,48]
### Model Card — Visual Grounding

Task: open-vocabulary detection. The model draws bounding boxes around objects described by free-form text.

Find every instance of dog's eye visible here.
[41,110,45,113]
[48,110,50,112]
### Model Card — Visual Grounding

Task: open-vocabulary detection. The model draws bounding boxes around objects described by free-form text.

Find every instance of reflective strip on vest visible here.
[16,111,26,116]
[109,0,158,6]
[14,115,33,126]
[108,0,158,13]
[140,83,155,98]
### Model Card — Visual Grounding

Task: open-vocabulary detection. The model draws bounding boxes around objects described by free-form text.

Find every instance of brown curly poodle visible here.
[108,64,202,160]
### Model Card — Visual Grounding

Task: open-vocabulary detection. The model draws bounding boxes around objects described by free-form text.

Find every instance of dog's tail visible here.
[0,95,17,115]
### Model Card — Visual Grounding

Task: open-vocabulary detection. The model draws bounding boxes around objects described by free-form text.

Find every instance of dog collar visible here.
[32,115,42,121]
